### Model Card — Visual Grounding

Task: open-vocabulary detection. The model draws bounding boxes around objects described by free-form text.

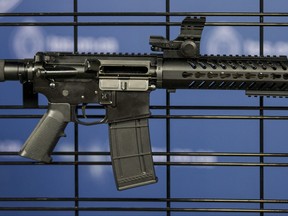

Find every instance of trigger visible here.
[81,103,88,118]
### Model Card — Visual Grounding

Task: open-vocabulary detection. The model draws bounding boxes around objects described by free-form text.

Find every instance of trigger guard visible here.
[73,106,108,126]
[75,116,108,126]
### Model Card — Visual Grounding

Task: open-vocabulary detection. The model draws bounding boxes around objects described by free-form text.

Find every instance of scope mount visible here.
[149,16,206,58]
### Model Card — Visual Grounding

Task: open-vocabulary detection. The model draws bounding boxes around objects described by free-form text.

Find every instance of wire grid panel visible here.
[0,0,288,215]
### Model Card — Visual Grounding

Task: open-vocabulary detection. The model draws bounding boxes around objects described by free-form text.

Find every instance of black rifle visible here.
[0,17,287,190]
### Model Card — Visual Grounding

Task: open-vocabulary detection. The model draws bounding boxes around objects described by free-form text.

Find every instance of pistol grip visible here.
[19,103,71,163]
[109,118,157,190]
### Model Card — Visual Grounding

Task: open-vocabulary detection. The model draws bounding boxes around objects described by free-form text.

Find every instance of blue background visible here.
[0,0,288,215]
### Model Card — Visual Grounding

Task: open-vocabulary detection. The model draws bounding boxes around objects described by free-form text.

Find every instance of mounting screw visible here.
[62,90,69,97]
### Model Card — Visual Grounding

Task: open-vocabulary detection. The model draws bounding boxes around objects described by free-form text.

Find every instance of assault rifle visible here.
[0,17,287,190]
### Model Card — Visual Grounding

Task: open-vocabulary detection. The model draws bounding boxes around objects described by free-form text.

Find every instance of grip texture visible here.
[109,118,157,190]
[19,103,71,163]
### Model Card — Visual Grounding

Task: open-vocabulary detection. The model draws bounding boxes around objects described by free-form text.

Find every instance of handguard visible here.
[19,103,71,163]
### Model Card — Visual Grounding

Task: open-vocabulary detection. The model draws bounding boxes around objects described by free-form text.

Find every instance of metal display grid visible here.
[0,0,288,215]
